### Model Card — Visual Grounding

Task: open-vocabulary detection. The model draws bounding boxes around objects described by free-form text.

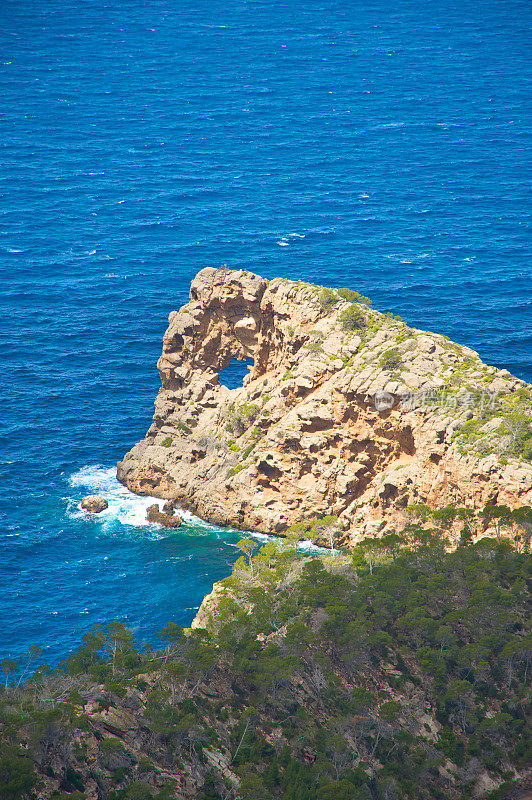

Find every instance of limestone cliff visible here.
[117,268,532,545]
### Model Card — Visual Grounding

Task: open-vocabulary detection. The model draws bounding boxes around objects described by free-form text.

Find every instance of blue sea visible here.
[1,0,530,666]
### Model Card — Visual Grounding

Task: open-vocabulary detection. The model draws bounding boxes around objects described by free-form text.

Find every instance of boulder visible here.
[81,495,108,513]
[146,503,182,528]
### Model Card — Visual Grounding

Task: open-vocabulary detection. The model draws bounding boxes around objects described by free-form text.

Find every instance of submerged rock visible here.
[117,268,532,545]
[81,495,108,513]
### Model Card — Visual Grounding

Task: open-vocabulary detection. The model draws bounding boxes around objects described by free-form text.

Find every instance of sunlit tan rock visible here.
[117,268,531,545]
[81,495,108,513]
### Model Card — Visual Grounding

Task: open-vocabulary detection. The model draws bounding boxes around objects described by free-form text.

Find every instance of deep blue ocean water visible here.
[1,0,530,666]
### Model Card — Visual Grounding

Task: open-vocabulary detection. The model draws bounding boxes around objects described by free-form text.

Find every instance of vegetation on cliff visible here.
[1,534,530,800]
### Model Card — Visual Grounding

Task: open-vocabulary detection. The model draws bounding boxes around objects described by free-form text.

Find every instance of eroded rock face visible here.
[81,495,108,513]
[117,268,532,545]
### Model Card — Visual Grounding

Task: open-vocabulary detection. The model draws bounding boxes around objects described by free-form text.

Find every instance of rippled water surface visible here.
[1,0,530,664]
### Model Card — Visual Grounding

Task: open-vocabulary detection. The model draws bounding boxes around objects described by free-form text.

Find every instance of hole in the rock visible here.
[218,358,254,389]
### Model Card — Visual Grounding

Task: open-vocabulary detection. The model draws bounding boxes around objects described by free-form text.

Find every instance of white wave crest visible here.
[68,466,255,540]
[68,465,169,528]
[68,466,335,554]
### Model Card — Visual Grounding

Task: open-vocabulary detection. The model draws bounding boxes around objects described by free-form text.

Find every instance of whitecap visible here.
[247,531,271,542]
[68,465,166,528]
[298,539,338,554]
[288,233,305,238]
[277,240,289,247]
[68,466,338,553]
[7,248,23,253]
[226,532,335,555]
[69,466,248,538]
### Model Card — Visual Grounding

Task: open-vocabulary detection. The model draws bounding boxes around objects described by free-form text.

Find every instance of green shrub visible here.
[379,700,402,721]
[317,779,362,799]
[99,738,133,770]
[338,287,372,305]
[339,305,366,331]
[226,401,260,436]
[286,515,338,539]
[161,436,173,447]
[242,443,256,459]
[311,515,338,531]
[72,714,91,730]
[379,348,402,371]
[227,464,244,477]
[486,781,518,800]
[0,753,35,800]
[177,421,192,435]
[385,311,404,323]
[72,742,87,762]
[124,782,152,800]
[319,287,340,309]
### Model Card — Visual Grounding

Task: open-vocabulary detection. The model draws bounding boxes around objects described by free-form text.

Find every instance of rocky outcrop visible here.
[146,502,182,528]
[81,495,108,513]
[190,582,229,630]
[117,268,532,545]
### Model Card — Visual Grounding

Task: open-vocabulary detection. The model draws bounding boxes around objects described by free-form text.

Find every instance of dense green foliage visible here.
[0,540,529,799]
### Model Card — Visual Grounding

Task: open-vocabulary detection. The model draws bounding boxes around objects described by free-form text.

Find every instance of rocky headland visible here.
[117,268,531,545]
[3,269,530,800]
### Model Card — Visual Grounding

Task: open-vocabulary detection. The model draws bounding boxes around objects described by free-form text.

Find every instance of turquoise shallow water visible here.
[1,0,530,665]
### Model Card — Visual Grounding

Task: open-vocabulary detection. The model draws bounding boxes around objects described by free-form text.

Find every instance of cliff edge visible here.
[117,268,531,544]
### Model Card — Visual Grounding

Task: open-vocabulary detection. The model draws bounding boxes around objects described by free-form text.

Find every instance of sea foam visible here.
[67,465,329,552]
[69,465,164,528]
[68,466,259,541]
